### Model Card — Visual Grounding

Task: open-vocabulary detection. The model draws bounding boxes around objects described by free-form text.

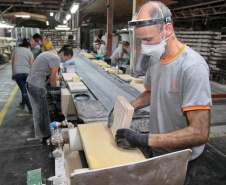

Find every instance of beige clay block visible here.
[130,82,146,93]
[78,122,145,170]
[118,74,134,82]
[110,96,134,137]
[69,85,88,92]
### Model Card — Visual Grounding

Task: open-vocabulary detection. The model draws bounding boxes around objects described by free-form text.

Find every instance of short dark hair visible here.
[46,34,50,38]
[98,33,103,39]
[122,41,130,47]
[21,38,31,47]
[94,40,101,45]
[33,33,42,40]
[58,45,73,56]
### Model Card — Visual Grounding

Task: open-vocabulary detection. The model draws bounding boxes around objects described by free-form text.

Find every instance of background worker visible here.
[110,41,130,66]
[93,40,108,59]
[30,33,42,59]
[11,38,34,113]
[93,33,106,52]
[26,45,73,140]
[109,1,212,178]
[97,33,106,45]
[43,35,53,51]
[16,34,23,46]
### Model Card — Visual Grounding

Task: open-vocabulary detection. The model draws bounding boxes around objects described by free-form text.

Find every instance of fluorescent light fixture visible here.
[24,1,42,5]
[15,15,30,18]
[63,20,67,24]
[46,21,49,25]
[66,14,71,20]
[58,25,67,27]
[0,23,14,28]
[55,27,70,30]
[70,4,79,13]
[2,20,5,23]
[50,12,54,16]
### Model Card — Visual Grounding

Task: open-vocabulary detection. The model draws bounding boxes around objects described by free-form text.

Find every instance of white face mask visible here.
[141,33,174,59]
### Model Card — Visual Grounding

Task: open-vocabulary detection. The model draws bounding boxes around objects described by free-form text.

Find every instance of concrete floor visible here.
[0,61,226,184]
[0,62,54,185]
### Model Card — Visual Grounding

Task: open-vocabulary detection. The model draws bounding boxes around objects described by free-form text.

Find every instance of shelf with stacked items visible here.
[175,30,226,84]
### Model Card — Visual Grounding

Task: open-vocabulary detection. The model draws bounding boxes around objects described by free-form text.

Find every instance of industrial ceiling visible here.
[0,0,225,30]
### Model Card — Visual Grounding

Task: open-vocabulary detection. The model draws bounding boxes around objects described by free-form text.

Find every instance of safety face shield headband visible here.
[128,1,173,76]
[128,19,172,76]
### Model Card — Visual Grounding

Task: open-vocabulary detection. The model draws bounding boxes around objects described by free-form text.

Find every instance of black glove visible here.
[115,129,149,149]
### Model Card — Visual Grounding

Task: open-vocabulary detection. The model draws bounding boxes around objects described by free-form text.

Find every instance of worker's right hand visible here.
[115,128,149,149]
[11,75,14,81]
[108,108,114,128]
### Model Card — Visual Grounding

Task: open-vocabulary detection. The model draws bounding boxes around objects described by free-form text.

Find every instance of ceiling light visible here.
[63,20,67,24]
[15,15,31,18]
[66,14,71,20]
[24,1,42,5]
[58,25,67,27]
[70,4,79,14]
[50,12,54,16]
[2,20,5,23]
[0,23,14,28]
[46,21,49,25]
[55,27,70,30]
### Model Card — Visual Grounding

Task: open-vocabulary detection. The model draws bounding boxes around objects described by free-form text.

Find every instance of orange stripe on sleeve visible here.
[50,67,58,71]
[11,57,14,59]
[183,106,211,112]
[30,59,34,60]
[144,85,151,92]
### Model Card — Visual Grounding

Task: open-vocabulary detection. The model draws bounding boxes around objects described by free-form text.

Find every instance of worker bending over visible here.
[110,41,130,66]
[109,1,212,181]
[93,40,108,59]
[27,45,73,140]
[43,35,54,51]
[11,38,34,113]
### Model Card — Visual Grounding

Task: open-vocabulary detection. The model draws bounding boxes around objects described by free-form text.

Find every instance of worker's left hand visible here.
[123,59,129,64]
[115,129,149,149]
[11,75,14,81]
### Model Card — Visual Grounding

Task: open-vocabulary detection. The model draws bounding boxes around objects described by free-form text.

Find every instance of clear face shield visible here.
[128,3,172,77]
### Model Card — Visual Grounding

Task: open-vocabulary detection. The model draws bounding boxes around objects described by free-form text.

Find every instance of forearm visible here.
[50,78,56,86]
[11,59,14,72]
[31,43,37,48]
[149,127,206,148]
[50,70,57,86]
[131,91,150,110]
[148,110,210,148]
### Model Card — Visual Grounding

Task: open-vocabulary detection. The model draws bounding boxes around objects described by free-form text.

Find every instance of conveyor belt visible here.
[72,52,149,113]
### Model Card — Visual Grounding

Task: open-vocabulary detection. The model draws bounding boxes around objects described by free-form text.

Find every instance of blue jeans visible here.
[27,84,50,138]
[14,73,32,110]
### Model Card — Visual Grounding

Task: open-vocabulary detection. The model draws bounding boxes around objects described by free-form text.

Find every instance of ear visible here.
[165,23,173,37]
[59,51,64,57]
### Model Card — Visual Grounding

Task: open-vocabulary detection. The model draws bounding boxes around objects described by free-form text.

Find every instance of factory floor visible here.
[0,61,226,185]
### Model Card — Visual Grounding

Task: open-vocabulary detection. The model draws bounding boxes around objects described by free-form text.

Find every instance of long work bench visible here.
[72,51,149,113]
